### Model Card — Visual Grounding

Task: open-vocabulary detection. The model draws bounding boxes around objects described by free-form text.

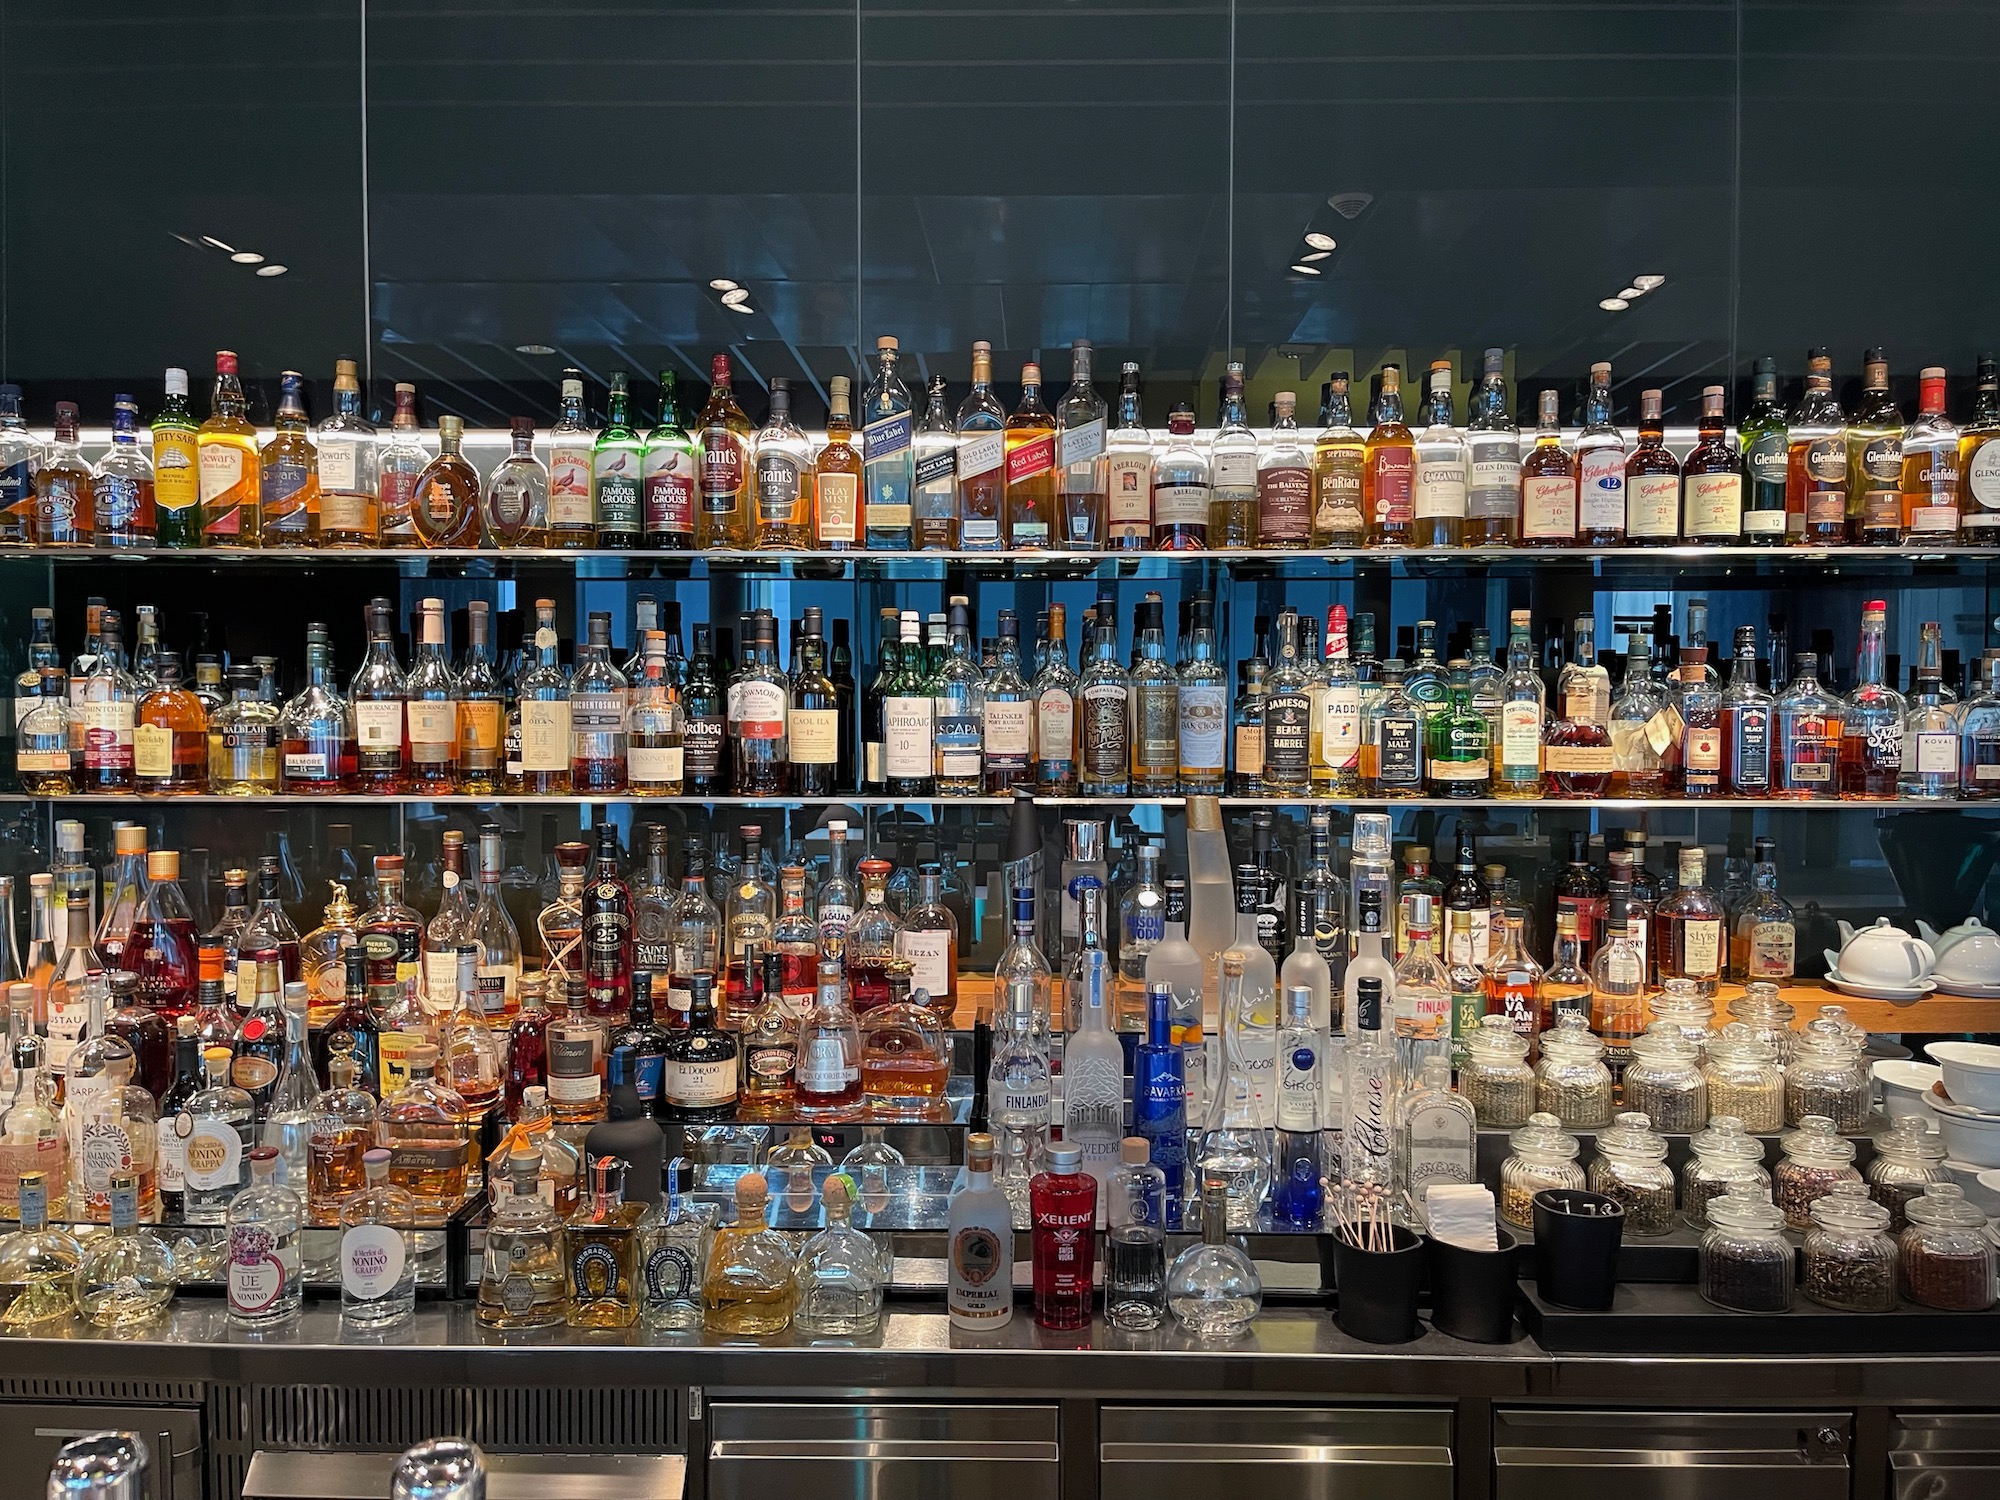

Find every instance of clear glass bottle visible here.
[1205,362,1259,547]
[792,1173,884,1336]
[1199,952,1275,1229]
[1498,1112,1586,1229]
[339,1146,417,1329]
[92,393,157,548]
[378,1043,472,1225]
[1150,404,1210,549]
[637,1160,720,1331]
[1606,630,1668,795]
[569,612,629,794]
[750,378,813,549]
[1840,599,1906,799]
[1398,1053,1475,1227]
[1166,1166,1262,1338]
[1411,360,1467,547]
[477,1147,567,1329]
[1900,365,1962,539]
[227,1145,303,1328]
[947,1131,1016,1329]
[1104,1136,1168,1329]
[795,959,863,1121]
[0,1172,81,1327]
[1899,619,1959,800]
[988,975,1051,1226]
[33,400,95,548]
[348,597,407,793]
[930,596,985,795]
[1772,651,1843,798]
[1056,339,1108,548]
[375,382,427,547]
[1312,371,1368,545]
[482,416,550,547]
[279,627,354,791]
[73,1170,174,1328]
[703,1171,797,1334]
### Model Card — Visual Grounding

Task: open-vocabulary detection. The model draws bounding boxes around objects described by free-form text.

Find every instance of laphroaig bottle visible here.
[947,1131,1015,1330]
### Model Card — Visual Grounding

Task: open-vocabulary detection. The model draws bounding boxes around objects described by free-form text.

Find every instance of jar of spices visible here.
[1866,1116,1950,1231]
[1774,1115,1862,1230]
[1726,980,1795,1067]
[1701,1023,1785,1133]
[1499,1112,1586,1229]
[1784,1029,1871,1132]
[1650,978,1716,1062]
[1899,1183,1997,1312]
[1622,1019,1709,1133]
[1699,1183,1794,1312]
[1802,1181,1897,1312]
[1534,1011,1614,1129]
[1587,1111,1677,1236]
[1683,1114,1772,1229]
[1460,1014,1536,1128]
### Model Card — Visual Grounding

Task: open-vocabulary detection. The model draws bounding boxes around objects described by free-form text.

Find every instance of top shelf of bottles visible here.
[9,543,1998,581]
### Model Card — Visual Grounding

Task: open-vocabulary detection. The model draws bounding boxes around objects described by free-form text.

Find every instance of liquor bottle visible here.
[92,394,156,548]
[1730,847,1796,980]
[1397,1055,1475,1227]
[207,665,277,793]
[565,612,626,793]
[898,865,958,1014]
[1004,360,1058,548]
[1960,650,2000,798]
[723,826,775,1026]
[1151,404,1210,548]
[1899,365,1962,539]
[1770,650,1841,798]
[1309,603,1360,796]
[745,377,809,549]
[226,1145,303,1329]
[475,1147,565,1328]
[954,341,1008,549]
[1427,660,1491,798]
[31,401,93,547]
[1840,599,1905,798]
[543,369,597,547]
[1537,907,1594,1035]
[1676,636,1723,797]
[1078,617,1131,795]
[1209,362,1259,547]
[813,822,860,958]
[669,624,721,796]
[1055,339,1108,547]
[881,611,933,796]
[908,373,958,549]
[578,823,633,1025]
[1482,905,1541,1045]
[1730,355,1787,542]
[732,612,790,794]
[931,596,985,795]
[1715,625,1772,796]
[335,1148,416,1329]
[989,972,1051,1220]
[1608,631,1670,796]
[410,416,481,547]
[795,959,862,1121]
[858,335,916,548]
[134,653,206,793]
[1655,847,1724,997]
[947,1132,1015,1329]
[454,602,505,793]
[973,610,1030,793]
[1959,353,2000,542]
[1617,387,1680,542]
[1520,386,1577,544]
[1545,616,1613,797]
[695,354,752,548]
[1676,384,1742,543]
[656,973,737,1124]
[1786,347,1848,543]
[375,382,426,547]
[0,387,32,549]
[640,369,696,550]
[1103,361,1152,549]
[348,598,406,792]
[76,609,136,791]
[399,599,457,794]
[1574,361,1626,545]
[663,845,720,1022]
[197,351,261,546]
[1489,609,1544,798]
[1029,1142,1097,1328]
[1309,370,1365,545]
[777,609,835,794]
[1464,349,1519,545]
[1847,348,1904,544]
[1126,594,1178,794]
[1362,661,1424,796]
[149,368,201,547]
[1409,361,1467,547]
[591,371,644,548]
[1363,363,1415,545]
[1897,619,1957,799]
[254,370,317,545]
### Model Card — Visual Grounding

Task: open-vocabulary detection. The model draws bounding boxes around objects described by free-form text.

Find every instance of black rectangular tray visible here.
[1519,1279,2000,1354]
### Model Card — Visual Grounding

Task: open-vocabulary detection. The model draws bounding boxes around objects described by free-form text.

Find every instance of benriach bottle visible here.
[1209,363,1259,547]
[1312,372,1367,546]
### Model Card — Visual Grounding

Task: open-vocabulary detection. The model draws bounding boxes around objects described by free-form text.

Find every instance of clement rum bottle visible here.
[1624,388,1681,542]
[197,351,261,546]
[1363,364,1415,546]
[1004,361,1058,549]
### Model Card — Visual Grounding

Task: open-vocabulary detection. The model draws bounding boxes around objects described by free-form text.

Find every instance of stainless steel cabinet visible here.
[0,1402,202,1500]
[1891,1414,2000,1499]
[1493,1409,1850,1500]
[1098,1405,1453,1500]
[705,1402,1059,1500]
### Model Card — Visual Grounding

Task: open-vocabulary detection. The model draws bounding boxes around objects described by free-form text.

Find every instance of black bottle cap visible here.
[1005,790,1041,868]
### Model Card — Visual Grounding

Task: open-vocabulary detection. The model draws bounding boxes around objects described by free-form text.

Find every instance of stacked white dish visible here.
[1924,1042,2000,1167]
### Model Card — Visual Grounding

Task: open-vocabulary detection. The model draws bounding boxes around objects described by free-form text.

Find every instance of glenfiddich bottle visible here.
[1740,356,1789,540]
[1624,388,1681,542]
[1788,347,1848,543]
[1847,348,1903,545]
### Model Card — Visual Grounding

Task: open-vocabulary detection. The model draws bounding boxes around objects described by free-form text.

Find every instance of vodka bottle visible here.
[1196,952,1274,1230]
[1062,948,1125,1200]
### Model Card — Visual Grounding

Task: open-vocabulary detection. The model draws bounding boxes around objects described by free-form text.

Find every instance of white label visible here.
[1626,472,1681,537]
[341,1222,408,1301]
[1969,443,2000,509]
[1037,690,1074,759]
[673,1055,737,1107]
[156,1126,187,1193]
[898,929,953,1000]
[884,695,933,777]
[355,701,402,748]
[984,699,1032,756]
[319,440,359,493]
[1501,702,1542,769]
[798,1036,849,1093]
[182,1120,242,1191]
[1405,1103,1475,1196]
[1577,447,1625,529]
[958,431,1004,480]
[1278,1042,1320,1130]
[424,948,462,1009]
[1212,452,1257,495]
[1059,419,1105,468]
[1684,473,1743,537]
[1413,459,1467,519]
[407,699,456,748]
[520,700,571,772]
[548,1069,600,1105]
[228,1234,289,1315]
[1151,480,1208,525]
[629,745,683,783]
[1680,918,1722,978]
[1916,731,1957,773]
[1319,685,1360,769]
[1521,475,1576,538]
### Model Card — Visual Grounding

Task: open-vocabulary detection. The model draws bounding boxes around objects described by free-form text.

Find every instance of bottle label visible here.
[884,695,934,777]
[548,1036,601,1104]
[958,431,1004,481]
[700,433,746,517]
[1151,479,1209,527]
[1165,682,1223,772]
[1263,689,1311,775]
[1685,473,1743,536]
[1625,471,1681,537]
[1500,703,1541,772]
[1106,452,1152,538]
[1369,447,1414,524]
[342,1223,407,1302]
[1212,451,1257,501]
[1729,707,1771,787]
[1080,681,1128,776]
[1404,1102,1474,1197]
[354,700,402,762]
[643,446,697,536]
[1413,456,1467,520]
[1750,921,1796,977]
[1968,442,2000,512]
[549,443,594,526]
[459,700,503,770]
[1005,432,1057,488]
[815,473,858,541]
[1679,917,1722,978]
[154,1123,188,1194]
[134,722,174,778]
[683,715,724,779]
[1036,689,1074,767]
[898,929,953,1001]
[82,700,135,768]
[1060,417,1106,474]
[1521,475,1576,539]
[596,451,642,535]
[1319,684,1360,771]
[1467,436,1521,520]
[671,1051,738,1108]
[1259,464,1314,537]
[949,1223,1011,1321]
[1314,453,1365,532]
[198,442,248,505]
[731,680,787,741]
[936,711,981,778]
[1134,685,1177,770]
[754,453,803,527]
[1685,723,1721,786]
[790,707,839,765]
[644,1242,699,1304]
[984,699,1032,763]
[407,699,457,753]
[916,445,957,509]
[1915,730,1957,774]
[1234,724,1264,778]
[570,1241,626,1305]
[520,700,571,772]
[1577,448,1625,529]
[798,1036,849,1093]
[228,1225,290,1315]
[1278,1043,1319,1130]
[153,429,199,516]
[1376,714,1423,784]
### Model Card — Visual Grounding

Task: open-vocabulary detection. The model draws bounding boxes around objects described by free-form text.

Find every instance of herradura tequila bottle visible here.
[1312,372,1367,546]
[198,350,261,546]
[1363,364,1415,546]
[259,371,319,546]
[862,335,915,548]
[1056,339,1107,547]
[1004,362,1058,549]
[956,341,1007,550]
[1840,599,1905,799]
[697,353,753,548]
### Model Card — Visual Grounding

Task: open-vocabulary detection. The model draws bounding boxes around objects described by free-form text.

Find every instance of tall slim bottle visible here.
[861,336,915,548]
[956,342,1007,550]
[1575,361,1625,546]
[1411,360,1467,547]
[1464,348,1519,545]
[1056,339,1107,548]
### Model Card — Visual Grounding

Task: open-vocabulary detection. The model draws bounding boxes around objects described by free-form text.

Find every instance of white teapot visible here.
[1916,917,2000,986]
[1827,918,1936,988]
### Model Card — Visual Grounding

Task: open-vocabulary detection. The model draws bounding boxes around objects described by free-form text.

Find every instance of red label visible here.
[1259,467,1312,541]
[84,726,133,770]
[700,440,744,513]
[1005,433,1057,487]
[1371,448,1414,524]
[645,472,694,534]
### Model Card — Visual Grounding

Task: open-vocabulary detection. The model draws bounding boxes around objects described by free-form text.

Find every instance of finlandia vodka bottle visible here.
[988,976,1051,1227]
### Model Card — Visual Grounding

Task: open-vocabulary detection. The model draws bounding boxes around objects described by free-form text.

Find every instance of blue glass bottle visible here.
[861,336,914,549]
[1132,982,1188,1228]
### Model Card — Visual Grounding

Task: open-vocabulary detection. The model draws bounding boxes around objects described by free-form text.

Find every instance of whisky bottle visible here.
[376,382,426,547]
[1839,599,1905,798]
[1574,361,1625,546]
[883,612,934,796]
[455,603,504,792]
[592,371,644,548]
[569,612,629,794]
[911,374,958,548]
[1004,361,1058,548]
[254,369,322,547]
[1057,338,1108,547]
[956,341,1007,549]
[1427,661,1491,798]
[1124,593,1178,794]
[729,611,789,795]
[411,416,482,547]
[1175,593,1228,795]
[1151,405,1210,548]
[790,609,841,795]
[1208,363,1259,547]
[1363,364,1415,546]
[197,350,261,546]
[1655,848,1724,998]
[680,625,726,796]
[1624,388,1681,542]
[862,335,916,548]
[1773,651,1841,798]
[1261,611,1312,794]
[696,353,753,549]
[1312,372,1367,545]
[349,598,406,792]
[1032,604,1079,793]
[1901,366,1962,540]
[1464,349,1519,545]
[1738,356,1789,541]
[752,377,813,549]
[1789,347,1848,544]
[1363,661,1424,796]
[1105,362,1152,549]
[1407,363,1469,548]
[1847,348,1904,544]
[548,371,597,547]
[1718,625,1773,795]
[150,368,201,548]
[642,369,697,550]
[1078,619,1131,795]
[90,395,154,548]
[404,599,459,794]
[1958,354,2000,543]
[1682,385,1743,543]
[982,611,1033,793]
[932,597,985,795]
[1520,387,1577,545]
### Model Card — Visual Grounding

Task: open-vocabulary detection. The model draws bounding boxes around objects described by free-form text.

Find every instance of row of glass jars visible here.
[1462,998,1871,1136]
[1701,1179,1997,1314]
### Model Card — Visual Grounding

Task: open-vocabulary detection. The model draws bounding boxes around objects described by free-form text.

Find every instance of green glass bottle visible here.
[1427,661,1491,799]
[642,369,697,550]
[1739,355,1789,543]
[151,368,202,548]
[593,372,644,549]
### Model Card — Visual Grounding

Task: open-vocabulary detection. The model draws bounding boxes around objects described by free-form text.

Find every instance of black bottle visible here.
[612,971,671,1119]
[584,1045,666,1203]
[157,1021,203,1218]
[661,973,739,1127]
[682,625,729,796]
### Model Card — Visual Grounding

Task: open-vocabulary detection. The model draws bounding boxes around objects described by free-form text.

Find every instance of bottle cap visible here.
[1048,1145,1082,1172]
[1120,1137,1150,1167]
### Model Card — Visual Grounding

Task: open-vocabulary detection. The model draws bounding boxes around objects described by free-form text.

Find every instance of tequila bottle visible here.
[793,1174,884,1336]
[477,1148,566,1329]
[703,1172,797,1335]
[639,1160,720,1331]
[566,1157,645,1329]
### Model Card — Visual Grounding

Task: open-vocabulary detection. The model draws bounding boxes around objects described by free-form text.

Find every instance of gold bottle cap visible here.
[147,850,179,881]
[1185,794,1223,833]
[114,825,147,856]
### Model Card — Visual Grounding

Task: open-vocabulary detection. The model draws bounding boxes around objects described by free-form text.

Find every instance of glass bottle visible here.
[1898,620,1957,799]
[931,596,985,795]
[410,416,481,547]
[227,1146,303,1328]
[348,598,406,792]
[1078,618,1131,795]
[92,394,157,548]
[1426,660,1491,797]
[1098,1136,1167,1329]
[16,668,72,794]
[401,598,459,793]
[1167,1166,1262,1338]
[1407,360,1467,547]
[74,1170,174,1328]
[567,612,628,794]
[588,371,644,548]
[1304,370,1364,544]
[477,1147,567,1328]
[859,335,916,548]
[1208,362,1259,547]
[1571,361,1626,544]
[1056,339,1108,547]
[375,382,427,547]
[1545,615,1612,797]
[703,1171,797,1334]
[1520,387,1576,544]
[1362,661,1425,795]
[307,1049,377,1222]
[197,351,261,545]
[946,1131,1015,1329]
[77,609,136,791]
[378,1043,472,1225]
[792,1173,884,1336]
[256,370,318,544]
[563,1156,645,1329]
[747,377,811,549]
[1681,384,1743,542]
[1900,365,1961,539]
[1150,404,1210,548]
[1773,651,1842,798]
[1785,347,1848,543]
[909,372,959,548]
[1961,650,2000,798]
[1390,894,1451,1079]
[149,368,201,547]
[636,1159,719,1330]
[643,369,697,549]
[339,1147,417,1329]
[0,1173,81,1327]
[1615,386,1679,542]
[1607,630,1669,796]
[482,415,550,546]
[1362,363,1415,545]
[691,353,753,548]
[1029,1143,1097,1330]
[279,627,354,790]
[1398,1053,1476,1226]
[795,959,863,1121]
[1716,624,1773,795]
[1003,359,1058,549]
[1101,360,1152,549]
[1031,603,1080,793]
[1846,348,1904,544]
[1840,599,1906,798]
[954,340,1008,549]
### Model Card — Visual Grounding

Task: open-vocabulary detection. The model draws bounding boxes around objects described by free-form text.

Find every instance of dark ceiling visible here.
[2,0,1996,427]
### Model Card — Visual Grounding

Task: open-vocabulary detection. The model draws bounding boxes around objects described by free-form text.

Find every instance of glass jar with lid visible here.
[1682,1114,1772,1228]
[1499,1111,1585,1228]
[1701,1022,1784,1133]
[1459,1014,1535,1128]
[1622,1019,1708,1133]
[1774,1114,1861,1230]
[1650,978,1716,1061]
[1783,1029,1870,1132]
[1699,1184,1794,1312]
[1802,1181,1897,1311]
[1865,1115,1949,1231]
[1726,980,1795,1067]
[1587,1111,1677,1236]
[1534,1012,1613,1129]
[1899,1182,1997,1311]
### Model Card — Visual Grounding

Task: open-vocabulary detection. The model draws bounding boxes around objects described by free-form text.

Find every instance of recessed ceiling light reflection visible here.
[721,288,751,306]
[515,344,556,356]
[230,252,265,265]
[1291,264,1321,276]
[1303,232,1337,251]
[255,264,288,277]
[725,301,755,314]
[1299,251,1331,262]
[709,278,739,291]
[1600,297,1629,311]
[200,236,234,252]
[1619,286,1644,299]
[1633,274,1666,290]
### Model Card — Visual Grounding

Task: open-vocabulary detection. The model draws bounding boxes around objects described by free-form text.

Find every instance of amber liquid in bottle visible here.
[1363,364,1415,546]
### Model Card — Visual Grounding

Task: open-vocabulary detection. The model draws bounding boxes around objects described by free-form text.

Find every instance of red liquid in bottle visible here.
[122,914,201,1019]
[1030,1153,1099,1329]
[505,1006,550,1121]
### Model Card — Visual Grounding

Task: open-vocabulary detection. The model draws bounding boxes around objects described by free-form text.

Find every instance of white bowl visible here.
[1875,1059,1943,1120]
[1955,1164,2000,1217]
[1926,1041,2000,1114]
[1927,1093,2000,1168]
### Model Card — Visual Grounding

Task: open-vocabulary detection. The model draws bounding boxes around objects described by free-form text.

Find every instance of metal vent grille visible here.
[0,1378,204,1404]
[256,1385,682,1453]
